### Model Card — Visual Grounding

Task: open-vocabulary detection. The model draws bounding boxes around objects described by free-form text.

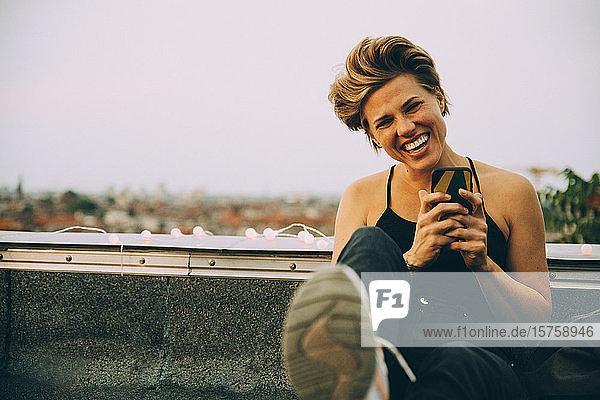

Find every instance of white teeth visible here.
[404,134,429,151]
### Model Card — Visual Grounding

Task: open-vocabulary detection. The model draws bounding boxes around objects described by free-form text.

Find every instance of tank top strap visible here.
[466,157,480,192]
[386,165,396,209]
[466,156,486,211]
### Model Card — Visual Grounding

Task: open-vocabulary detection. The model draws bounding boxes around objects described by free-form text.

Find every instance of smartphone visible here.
[431,167,473,213]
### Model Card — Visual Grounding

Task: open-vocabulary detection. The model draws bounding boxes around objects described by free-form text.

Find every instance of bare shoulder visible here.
[333,168,391,260]
[341,169,390,221]
[471,160,534,199]
[345,169,389,194]
[470,160,539,231]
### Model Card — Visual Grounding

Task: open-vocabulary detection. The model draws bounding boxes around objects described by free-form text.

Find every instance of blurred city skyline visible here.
[1,0,599,196]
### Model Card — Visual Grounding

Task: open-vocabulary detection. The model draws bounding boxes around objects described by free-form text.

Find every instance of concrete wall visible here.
[1,270,9,377]
[1,270,599,400]
[0,270,301,400]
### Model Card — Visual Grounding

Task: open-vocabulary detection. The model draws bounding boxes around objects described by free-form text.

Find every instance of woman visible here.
[283,36,551,400]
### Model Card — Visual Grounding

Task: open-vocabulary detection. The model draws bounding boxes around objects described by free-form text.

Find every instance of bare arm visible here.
[332,182,368,264]
[480,176,551,321]
[447,176,551,321]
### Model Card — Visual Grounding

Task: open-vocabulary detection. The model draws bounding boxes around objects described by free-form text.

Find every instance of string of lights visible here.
[54,223,332,250]
[51,225,597,256]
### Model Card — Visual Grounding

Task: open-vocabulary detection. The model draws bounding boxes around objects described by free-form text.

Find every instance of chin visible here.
[399,148,442,172]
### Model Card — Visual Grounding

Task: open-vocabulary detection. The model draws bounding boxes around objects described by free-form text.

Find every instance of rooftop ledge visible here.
[1,230,599,286]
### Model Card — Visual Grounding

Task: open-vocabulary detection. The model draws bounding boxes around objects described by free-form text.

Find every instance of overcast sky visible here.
[1,0,598,196]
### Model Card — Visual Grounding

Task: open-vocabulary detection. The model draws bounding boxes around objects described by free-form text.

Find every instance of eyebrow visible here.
[373,96,420,126]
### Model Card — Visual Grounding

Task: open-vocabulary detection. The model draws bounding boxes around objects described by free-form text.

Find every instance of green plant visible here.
[64,191,99,214]
[539,168,600,243]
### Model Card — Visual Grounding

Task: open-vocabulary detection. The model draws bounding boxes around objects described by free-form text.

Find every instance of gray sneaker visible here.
[282,265,414,400]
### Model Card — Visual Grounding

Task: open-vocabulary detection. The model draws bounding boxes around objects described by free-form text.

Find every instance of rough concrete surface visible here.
[2,269,599,399]
[0,271,302,399]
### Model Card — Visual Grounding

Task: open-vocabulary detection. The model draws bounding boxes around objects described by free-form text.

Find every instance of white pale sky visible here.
[1,0,598,196]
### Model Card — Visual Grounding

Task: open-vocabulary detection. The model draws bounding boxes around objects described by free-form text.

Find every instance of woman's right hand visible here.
[403,190,470,269]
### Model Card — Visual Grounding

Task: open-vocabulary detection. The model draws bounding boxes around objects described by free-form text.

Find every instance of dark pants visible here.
[337,226,526,400]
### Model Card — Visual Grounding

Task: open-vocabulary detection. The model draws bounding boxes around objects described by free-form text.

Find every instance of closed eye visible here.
[405,101,423,114]
[375,117,393,130]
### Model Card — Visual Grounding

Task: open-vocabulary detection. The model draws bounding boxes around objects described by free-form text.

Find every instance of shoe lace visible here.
[374,336,417,383]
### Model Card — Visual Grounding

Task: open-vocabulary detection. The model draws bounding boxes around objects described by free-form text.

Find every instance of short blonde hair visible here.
[328,36,449,150]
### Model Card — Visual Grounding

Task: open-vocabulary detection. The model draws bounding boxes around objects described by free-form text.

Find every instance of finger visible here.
[448,241,468,252]
[418,190,428,214]
[444,227,468,238]
[448,240,486,253]
[446,213,484,229]
[438,218,466,235]
[458,189,484,217]
[432,217,466,234]
[428,202,469,221]
[445,228,486,241]
[438,236,457,247]
[429,232,457,247]
[419,190,451,214]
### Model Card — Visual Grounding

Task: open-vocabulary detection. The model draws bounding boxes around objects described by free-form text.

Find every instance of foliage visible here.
[39,195,55,211]
[539,168,600,243]
[63,191,99,214]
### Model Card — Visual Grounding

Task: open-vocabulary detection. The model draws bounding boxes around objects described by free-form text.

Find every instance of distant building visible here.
[16,176,23,201]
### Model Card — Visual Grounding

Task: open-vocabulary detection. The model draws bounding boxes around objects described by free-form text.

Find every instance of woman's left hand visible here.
[445,188,489,271]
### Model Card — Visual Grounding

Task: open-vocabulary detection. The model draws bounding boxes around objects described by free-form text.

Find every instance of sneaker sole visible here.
[282,266,375,400]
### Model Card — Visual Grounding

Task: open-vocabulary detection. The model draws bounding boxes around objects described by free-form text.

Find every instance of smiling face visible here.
[362,74,447,172]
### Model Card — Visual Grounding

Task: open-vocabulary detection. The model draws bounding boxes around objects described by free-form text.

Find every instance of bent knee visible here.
[348,226,394,246]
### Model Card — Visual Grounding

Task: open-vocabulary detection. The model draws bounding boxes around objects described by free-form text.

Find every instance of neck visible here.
[402,144,466,190]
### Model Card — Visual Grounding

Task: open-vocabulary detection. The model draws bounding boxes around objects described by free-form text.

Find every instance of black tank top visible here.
[375,157,509,272]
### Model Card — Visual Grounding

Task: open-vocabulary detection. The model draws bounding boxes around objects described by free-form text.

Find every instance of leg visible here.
[338,227,421,398]
[282,227,409,399]
[338,227,523,399]
[338,226,408,274]
[282,265,381,399]
[403,345,525,400]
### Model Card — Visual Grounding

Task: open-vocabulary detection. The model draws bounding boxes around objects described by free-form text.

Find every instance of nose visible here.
[395,117,416,137]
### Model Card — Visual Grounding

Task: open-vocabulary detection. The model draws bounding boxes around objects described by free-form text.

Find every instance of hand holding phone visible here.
[430,167,491,270]
[402,167,476,270]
